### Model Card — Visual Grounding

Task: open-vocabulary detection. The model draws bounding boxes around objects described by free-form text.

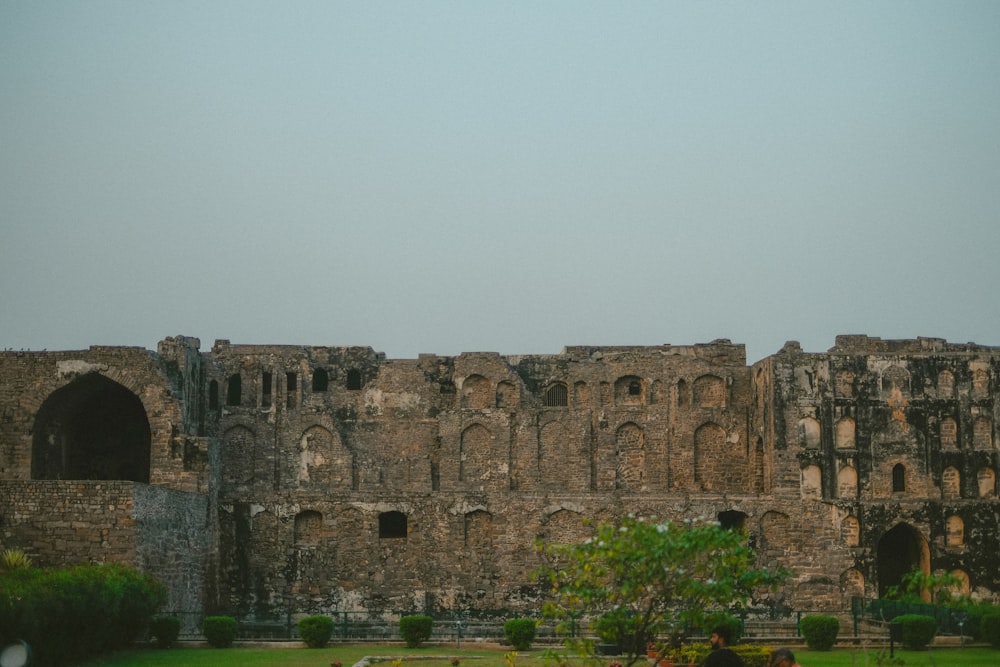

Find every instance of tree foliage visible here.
[537,515,786,667]
[886,569,968,606]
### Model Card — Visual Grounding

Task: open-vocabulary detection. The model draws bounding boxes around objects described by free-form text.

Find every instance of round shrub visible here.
[503,618,537,650]
[149,614,181,648]
[202,615,238,648]
[979,611,1000,648]
[298,614,335,648]
[896,613,937,650]
[399,614,434,648]
[799,614,839,651]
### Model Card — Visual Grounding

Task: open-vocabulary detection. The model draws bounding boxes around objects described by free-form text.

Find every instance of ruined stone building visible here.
[1,334,998,622]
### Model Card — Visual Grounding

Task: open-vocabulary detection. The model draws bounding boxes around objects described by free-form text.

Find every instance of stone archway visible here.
[876,523,929,598]
[31,372,151,482]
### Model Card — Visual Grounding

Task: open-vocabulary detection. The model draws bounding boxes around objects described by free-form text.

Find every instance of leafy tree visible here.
[538,515,786,667]
[886,569,968,605]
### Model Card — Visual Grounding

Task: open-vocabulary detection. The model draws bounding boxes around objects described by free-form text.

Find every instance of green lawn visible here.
[78,644,998,667]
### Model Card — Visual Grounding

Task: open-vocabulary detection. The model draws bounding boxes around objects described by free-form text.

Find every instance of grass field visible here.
[77,643,998,667]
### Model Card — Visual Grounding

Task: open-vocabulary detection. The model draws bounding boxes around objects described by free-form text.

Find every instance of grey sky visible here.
[2,1,999,363]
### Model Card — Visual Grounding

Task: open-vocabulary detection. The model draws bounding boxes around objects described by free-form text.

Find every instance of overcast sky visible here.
[2,1,998,364]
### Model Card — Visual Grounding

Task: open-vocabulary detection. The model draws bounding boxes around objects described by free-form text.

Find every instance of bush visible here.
[0,563,166,666]
[677,644,769,667]
[799,614,839,651]
[591,609,647,654]
[298,615,335,648]
[149,614,181,648]
[399,614,433,648]
[979,612,1000,648]
[503,618,537,650]
[203,615,238,648]
[896,613,936,650]
[967,603,1000,641]
[731,645,773,667]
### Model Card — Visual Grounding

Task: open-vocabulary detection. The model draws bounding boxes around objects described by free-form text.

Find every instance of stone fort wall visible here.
[0,334,997,620]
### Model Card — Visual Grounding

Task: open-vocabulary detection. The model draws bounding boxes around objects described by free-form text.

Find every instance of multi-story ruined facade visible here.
[1,334,998,622]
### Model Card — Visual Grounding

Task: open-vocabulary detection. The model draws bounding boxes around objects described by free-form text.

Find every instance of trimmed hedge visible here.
[400,614,434,648]
[676,643,771,667]
[979,612,1000,648]
[299,615,335,648]
[896,613,937,650]
[799,614,839,651]
[203,615,238,648]
[149,614,181,648]
[967,603,1000,641]
[503,618,537,650]
[0,563,166,667]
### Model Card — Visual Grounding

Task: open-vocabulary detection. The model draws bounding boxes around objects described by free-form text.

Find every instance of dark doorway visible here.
[876,523,928,598]
[718,509,748,532]
[32,373,151,482]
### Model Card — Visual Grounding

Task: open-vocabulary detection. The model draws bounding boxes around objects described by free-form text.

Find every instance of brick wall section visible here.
[2,334,999,621]
[0,480,137,565]
[134,483,209,615]
[760,335,1000,602]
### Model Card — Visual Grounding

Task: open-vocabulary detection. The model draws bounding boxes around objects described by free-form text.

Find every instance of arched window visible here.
[544,383,568,407]
[208,380,219,410]
[798,417,821,449]
[294,510,323,545]
[946,515,964,547]
[718,510,747,532]
[378,511,407,539]
[692,374,726,407]
[892,464,906,493]
[312,368,329,392]
[346,369,362,390]
[226,374,242,406]
[942,466,961,499]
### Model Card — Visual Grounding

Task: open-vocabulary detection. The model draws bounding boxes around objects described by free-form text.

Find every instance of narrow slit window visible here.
[286,372,297,408]
[261,371,272,407]
[892,464,906,493]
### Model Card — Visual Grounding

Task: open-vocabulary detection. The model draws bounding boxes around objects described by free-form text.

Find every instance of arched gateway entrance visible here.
[876,523,929,598]
[31,373,151,482]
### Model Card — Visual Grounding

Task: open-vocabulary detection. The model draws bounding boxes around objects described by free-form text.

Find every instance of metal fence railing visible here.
[165,601,963,643]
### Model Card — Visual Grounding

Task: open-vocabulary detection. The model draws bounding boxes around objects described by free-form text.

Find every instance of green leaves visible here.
[538,515,787,667]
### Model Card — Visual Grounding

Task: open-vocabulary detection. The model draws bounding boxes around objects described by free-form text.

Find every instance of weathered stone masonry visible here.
[0,334,997,621]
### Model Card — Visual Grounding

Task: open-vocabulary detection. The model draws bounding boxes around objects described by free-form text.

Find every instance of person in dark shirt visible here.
[702,624,744,667]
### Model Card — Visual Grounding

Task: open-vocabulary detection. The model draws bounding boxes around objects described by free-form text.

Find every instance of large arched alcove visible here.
[31,372,151,482]
[876,523,929,598]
